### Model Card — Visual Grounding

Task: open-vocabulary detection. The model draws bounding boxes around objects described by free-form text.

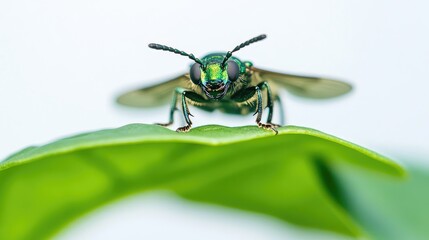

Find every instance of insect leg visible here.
[156,88,182,126]
[253,85,263,123]
[254,86,278,134]
[257,81,282,126]
[257,82,274,123]
[231,86,278,134]
[176,89,193,132]
[157,88,206,132]
[176,90,209,132]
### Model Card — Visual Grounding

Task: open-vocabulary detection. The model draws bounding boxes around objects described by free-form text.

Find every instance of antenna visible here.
[221,34,267,68]
[148,43,204,66]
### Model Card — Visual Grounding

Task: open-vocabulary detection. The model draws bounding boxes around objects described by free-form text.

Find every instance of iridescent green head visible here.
[148,34,266,100]
[188,54,242,99]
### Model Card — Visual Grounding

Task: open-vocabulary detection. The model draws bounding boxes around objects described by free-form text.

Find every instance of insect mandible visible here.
[117,34,352,134]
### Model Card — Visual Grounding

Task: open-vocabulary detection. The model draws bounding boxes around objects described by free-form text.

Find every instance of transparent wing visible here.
[252,67,352,99]
[117,74,189,107]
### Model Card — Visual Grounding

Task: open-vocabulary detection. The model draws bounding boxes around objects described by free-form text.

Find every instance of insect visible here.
[117,34,352,134]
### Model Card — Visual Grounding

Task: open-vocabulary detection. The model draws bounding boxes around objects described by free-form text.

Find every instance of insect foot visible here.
[258,122,279,135]
[176,124,192,132]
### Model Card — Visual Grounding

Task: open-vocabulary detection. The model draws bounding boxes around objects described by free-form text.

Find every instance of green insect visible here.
[117,34,352,134]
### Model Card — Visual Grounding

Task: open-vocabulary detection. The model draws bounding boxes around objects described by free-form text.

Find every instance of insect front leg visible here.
[156,88,182,127]
[176,89,194,132]
[157,88,206,132]
[254,85,278,134]
[176,89,210,132]
[231,85,278,134]
[258,81,281,127]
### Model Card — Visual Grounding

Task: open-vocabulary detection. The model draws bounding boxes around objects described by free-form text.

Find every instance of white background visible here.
[1,1,428,239]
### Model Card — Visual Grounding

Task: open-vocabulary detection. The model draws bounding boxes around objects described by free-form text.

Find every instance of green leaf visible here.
[0,124,404,240]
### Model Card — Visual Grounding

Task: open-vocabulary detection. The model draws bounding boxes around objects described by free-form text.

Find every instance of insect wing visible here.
[117,74,189,107]
[252,67,352,99]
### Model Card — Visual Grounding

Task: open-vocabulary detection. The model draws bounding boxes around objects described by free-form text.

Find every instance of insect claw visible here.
[176,124,192,132]
[257,122,279,135]
[189,112,194,117]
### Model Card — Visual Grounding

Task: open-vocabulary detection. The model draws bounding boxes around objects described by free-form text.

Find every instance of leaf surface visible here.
[0,124,404,239]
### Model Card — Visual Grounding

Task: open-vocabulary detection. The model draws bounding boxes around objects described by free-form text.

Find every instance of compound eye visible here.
[190,63,201,84]
[227,61,239,81]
